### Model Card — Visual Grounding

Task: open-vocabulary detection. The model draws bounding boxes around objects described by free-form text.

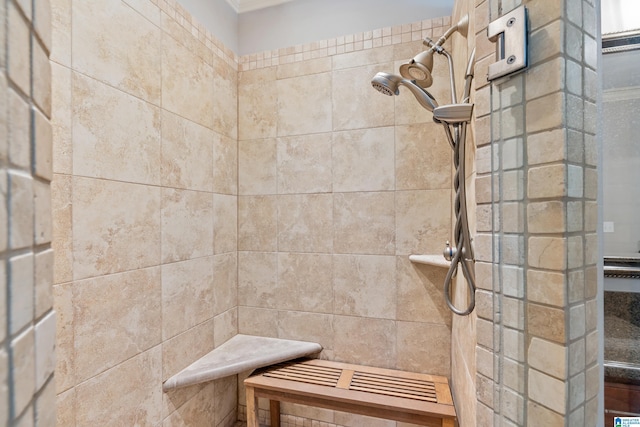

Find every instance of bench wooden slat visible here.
[245,359,457,427]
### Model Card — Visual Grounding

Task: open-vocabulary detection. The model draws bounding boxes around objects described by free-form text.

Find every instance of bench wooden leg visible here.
[270,400,281,427]
[246,385,259,427]
[442,418,455,427]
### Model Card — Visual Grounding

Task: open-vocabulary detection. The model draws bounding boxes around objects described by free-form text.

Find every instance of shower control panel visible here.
[487,5,529,81]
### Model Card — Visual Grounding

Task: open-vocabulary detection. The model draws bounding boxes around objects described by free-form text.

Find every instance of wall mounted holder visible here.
[487,5,529,81]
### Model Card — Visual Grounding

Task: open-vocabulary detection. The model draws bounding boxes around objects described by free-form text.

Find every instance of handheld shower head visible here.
[371,72,438,112]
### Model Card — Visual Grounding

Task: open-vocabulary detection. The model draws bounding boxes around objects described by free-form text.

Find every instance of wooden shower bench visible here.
[244,359,457,427]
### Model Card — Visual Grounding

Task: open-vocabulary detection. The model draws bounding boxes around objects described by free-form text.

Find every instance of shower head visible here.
[399,50,434,88]
[371,72,438,112]
[399,14,470,89]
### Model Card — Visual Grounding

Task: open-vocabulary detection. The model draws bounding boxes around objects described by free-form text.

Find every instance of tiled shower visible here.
[1,0,603,425]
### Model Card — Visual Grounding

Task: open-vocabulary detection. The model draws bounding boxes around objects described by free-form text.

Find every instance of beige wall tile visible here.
[35,311,56,390]
[162,382,215,427]
[238,69,277,140]
[161,188,213,263]
[0,262,5,343]
[72,177,161,280]
[238,196,278,251]
[162,34,213,127]
[51,174,72,284]
[332,127,394,192]
[162,382,204,422]
[528,236,566,271]
[277,252,333,313]
[33,180,52,246]
[527,269,565,307]
[277,311,334,350]
[238,139,276,195]
[278,194,333,253]
[161,111,214,191]
[333,315,396,369]
[528,337,566,380]
[528,201,565,233]
[528,303,566,344]
[526,92,564,135]
[213,194,237,254]
[213,253,237,317]
[212,55,238,139]
[237,306,278,338]
[213,133,238,195]
[238,251,278,308]
[528,164,566,199]
[527,129,566,165]
[334,192,395,255]
[396,122,452,190]
[162,258,214,341]
[334,254,396,318]
[33,107,53,181]
[9,253,34,333]
[0,75,7,165]
[51,0,71,66]
[333,64,394,130]
[9,88,30,170]
[51,63,72,174]
[333,46,395,70]
[11,328,35,415]
[396,189,451,256]
[529,368,566,415]
[53,283,74,393]
[214,307,238,347]
[277,72,332,136]
[278,133,332,194]
[214,376,238,425]
[76,347,162,426]
[32,37,52,118]
[73,267,162,383]
[72,0,161,104]
[162,319,215,381]
[278,57,332,79]
[72,73,161,185]
[396,257,450,325]
[529,20,564,66]
[397,321,451,376]
[55,387,76,427]
[335,411,395,427]
[8,3,30,96]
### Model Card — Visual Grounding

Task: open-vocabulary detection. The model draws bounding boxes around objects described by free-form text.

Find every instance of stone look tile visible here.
[277,311,334,350]
[0,75,7,165]
[162,35,214,128]
[213,194,238,254]
[35,311,56,390]
[53,283,74,393]
[76,347,162,426]
[51,175,72,284]
[161,111,214,192]
[527,269,565,307]
[11,328,35,416]
[212,55,238,139]
[213,133,238,195]
[332,127,394,192]
[238,196,278,251]
[238,139,277,195]
[161,188,213,263]
[278,133,332,194]
[51,63,72,174]
[396,122,452,190]
[9,253,34,334]
[396,257,450,325]
[72,0,161,104]
[529,337,566,380]
[33,36,52,118]
[333,316,396,369]
[528,303,566,344]
[51,0,72,66]
[214,307,238,347]
[278,194,333,253]
[397,321,451,376]
[278,252,333,313]
[396,189,451,256]
[334,254,396,319]
[72,72,161,185]
[162,382,215,427]
[162,318,214,381]
[528,201,565,233]
[238,252,278,309]
[9,89,30,170]
[161,257,214,341]
[0,262,5,343]
[334,192,395,255]
[526,92,564,134]
[238,306,278,338]
[213,253,238,316]
[277,72,332,136]
[238,69,278,140]
[529,368,566,415]
[33,107,53,181]
[33,180,52,245]
[333,64,394,130]
[73,267,162,383]
[528,236,566,270]
[72,177,161,280]
[8,2,30,96]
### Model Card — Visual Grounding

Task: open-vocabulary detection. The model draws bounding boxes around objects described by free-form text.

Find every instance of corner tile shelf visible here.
[163,334,322,391]
[409,254,451,268]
